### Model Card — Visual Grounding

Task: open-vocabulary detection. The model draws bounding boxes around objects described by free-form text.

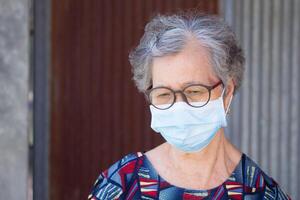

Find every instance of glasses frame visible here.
[145,81,223,110]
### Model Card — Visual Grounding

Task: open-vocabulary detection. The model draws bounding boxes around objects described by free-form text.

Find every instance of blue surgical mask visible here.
[150,89,232,153]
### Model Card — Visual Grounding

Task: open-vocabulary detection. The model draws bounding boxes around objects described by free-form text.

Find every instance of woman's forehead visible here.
[151,41,219,87]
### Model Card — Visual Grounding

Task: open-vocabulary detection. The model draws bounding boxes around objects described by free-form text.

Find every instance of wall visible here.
[220,0,300,198]
[0,0,29,199]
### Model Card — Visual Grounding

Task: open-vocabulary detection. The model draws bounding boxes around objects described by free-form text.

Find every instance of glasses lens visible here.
[149,88,174,109]
[184,85,210,106]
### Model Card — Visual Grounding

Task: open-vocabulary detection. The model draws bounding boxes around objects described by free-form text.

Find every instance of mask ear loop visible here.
[225,95,233,114]
[221,87,233,114]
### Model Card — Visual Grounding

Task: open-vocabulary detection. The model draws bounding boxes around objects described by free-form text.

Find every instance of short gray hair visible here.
[129,12,245,94]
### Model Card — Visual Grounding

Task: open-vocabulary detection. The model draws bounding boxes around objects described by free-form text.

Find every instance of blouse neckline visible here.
[140,151,245,193]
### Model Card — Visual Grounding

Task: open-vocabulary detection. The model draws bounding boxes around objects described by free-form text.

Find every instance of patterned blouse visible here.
[88,152,291,199]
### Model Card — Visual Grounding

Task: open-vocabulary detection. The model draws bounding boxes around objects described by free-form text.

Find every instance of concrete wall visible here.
[220,0,300,198]
[0,0,29,199]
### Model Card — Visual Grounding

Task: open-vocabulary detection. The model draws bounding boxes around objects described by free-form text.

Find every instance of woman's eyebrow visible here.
[182,81,217,87]
[182,81,202,86]
[153,80,217,89]
[154,81,204,88]
[183,80,221,87]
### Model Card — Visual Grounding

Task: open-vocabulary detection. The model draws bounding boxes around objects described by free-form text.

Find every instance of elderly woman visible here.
[88,12,290,199]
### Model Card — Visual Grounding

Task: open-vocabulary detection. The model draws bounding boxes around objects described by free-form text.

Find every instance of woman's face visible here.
[151,39,225,102]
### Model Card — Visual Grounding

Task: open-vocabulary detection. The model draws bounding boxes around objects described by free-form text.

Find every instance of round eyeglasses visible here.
[145,81,223,110]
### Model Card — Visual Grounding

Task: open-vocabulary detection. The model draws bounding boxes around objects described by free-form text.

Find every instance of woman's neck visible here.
[165,128,240,187]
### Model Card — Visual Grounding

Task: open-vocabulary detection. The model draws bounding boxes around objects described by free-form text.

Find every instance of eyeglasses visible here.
[145,81,223,110]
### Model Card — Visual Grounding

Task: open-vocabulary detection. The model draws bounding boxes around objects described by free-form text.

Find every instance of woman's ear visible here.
[226,79,235,96]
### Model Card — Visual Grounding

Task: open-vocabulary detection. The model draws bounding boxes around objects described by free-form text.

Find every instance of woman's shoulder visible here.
[88,152,144,200]
[242,154,291,199]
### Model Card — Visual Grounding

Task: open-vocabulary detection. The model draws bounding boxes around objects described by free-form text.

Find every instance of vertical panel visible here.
[240,0,251,155]
[260,0,272,176]
[221,0,300,198]
[291,0,300,196]
[270,0,282,180]
[250,0,261,160]
[50,1,218,199]
[280,0,292,189]
[33,0,51,199]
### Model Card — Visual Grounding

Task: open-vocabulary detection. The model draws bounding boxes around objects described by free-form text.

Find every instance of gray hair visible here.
[129,12,245,94]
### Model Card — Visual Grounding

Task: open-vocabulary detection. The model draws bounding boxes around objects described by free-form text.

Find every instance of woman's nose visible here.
[174,91,187,103]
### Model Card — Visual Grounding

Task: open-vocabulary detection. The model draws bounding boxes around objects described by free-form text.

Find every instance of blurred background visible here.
[0,0,299,199]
